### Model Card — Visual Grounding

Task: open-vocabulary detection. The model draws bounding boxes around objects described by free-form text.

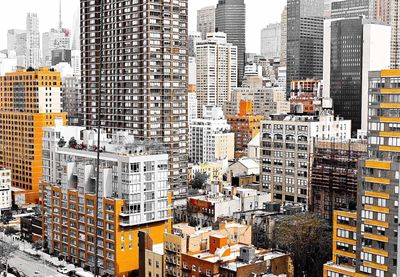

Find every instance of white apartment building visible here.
[260,110,351,205]
[0,169,12,212]
[196,32,237,117]
[228,86,290,116]
[189,106,235,164]
[41,121,171,274]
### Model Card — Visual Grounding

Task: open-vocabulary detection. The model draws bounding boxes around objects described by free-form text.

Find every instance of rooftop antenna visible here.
[59,0,62,30]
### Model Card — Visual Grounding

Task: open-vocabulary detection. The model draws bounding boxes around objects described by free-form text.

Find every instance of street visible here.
[8,250,59,277]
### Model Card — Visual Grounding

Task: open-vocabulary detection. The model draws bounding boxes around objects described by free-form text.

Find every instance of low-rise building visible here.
[187,187,270,227]
[164,222,252,277]
[20,215,43,242]
[0,168,12,212]
[139,231,165,277]
[182,236,293,277]
[227,157,260,183]
[227,101,264,157]
[260,111,351,205]
[247,133,261,162]
[189,106,234,164]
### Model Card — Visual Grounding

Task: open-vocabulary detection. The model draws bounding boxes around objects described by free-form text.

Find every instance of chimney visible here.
[209,235,228,254]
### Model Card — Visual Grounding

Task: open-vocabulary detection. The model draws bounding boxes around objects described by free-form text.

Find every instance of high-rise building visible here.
[7,30,28,68]
[260,23,281,60]
[196,32,237,117]
[51,49,71,66]
[80,0,189,199]
[215,0,246,85]
[26,13,40,69]
[260,111,351,205]
[189,106,235,164]
[41,126,171,276]
[188,32,201,57]
[62,75,82,126]
[331,0,373,18]
[280,6,287,67]
[323,18,391,133]
[0,69,67,203]
[71,50,81,76]
[286,0,324,92]
[7,29,26,55]
[197,6,216,40]
[323,69,400,277]
[42,28,71,66]
[374,0,400,69]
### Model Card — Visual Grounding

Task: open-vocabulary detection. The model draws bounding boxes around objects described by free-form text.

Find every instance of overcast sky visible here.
[0,0,285,54]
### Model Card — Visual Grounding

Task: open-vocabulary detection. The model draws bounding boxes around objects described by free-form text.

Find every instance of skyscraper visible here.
[196,33,237,117]
[26,13,40,69]
[0,69,67,204]
[197,6,216,40]
[323,69,400,277]
[374,0,400,69]
[260,23,281,60]
[331,0,373,18]
[286,0,324,92]
[280,6,287,67]
[7,29,27,68]
[324,18,391,133]
[215,0,246,85]
[81,0,189,199]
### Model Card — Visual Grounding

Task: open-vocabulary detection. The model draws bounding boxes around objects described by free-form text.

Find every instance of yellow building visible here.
[226,100,263,157]
[0,68,67,203]
[324,70,400,276]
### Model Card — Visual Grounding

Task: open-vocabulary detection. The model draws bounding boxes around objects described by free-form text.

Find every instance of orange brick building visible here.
[181,234,293,277]
[226,101,263,157]
[290,80,322,114]
[0,68,67,203]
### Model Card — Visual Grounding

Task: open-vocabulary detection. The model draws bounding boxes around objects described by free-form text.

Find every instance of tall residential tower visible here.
[80,0,189,199]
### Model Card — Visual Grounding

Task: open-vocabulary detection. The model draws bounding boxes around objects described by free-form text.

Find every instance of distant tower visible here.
[26,13,40,69]
[215,0,246,85]
[59,0,62,30]
[286,0,324,92]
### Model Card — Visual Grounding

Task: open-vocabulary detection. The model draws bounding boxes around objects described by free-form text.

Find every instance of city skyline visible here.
[0,0,285,54]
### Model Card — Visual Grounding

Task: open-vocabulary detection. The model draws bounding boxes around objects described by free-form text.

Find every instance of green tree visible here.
[190,173,209,190]
[273,213,332,277]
